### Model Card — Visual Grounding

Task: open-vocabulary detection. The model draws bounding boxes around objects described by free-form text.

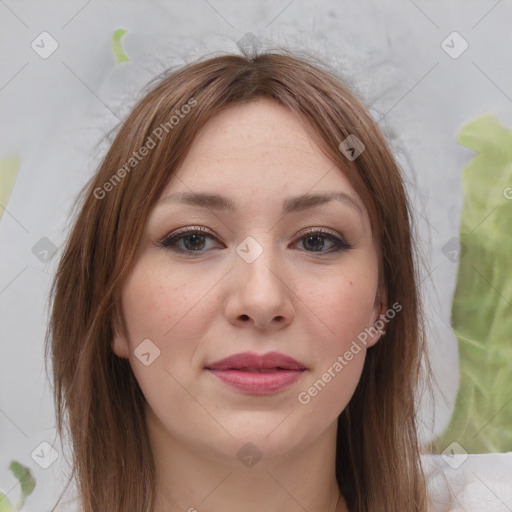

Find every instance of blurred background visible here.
[1,1,511,510]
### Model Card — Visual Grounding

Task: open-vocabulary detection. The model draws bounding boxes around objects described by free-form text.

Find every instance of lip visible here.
[205,351,307,395]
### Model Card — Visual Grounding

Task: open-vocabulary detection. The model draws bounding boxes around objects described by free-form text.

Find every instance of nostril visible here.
[240,314,250,321]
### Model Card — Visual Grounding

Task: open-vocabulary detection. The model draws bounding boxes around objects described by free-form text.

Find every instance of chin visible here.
[214,413,322,461]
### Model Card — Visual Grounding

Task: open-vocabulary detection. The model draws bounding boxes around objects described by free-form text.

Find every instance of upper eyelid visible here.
[161,226,345,242]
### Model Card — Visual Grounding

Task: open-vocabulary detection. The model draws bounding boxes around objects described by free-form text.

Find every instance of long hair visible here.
[45,48,428,512]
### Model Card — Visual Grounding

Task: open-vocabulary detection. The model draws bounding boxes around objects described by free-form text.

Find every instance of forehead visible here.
[166,98,358,199]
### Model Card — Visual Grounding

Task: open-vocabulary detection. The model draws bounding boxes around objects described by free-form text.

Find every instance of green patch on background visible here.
[0,461,35,512]
[0,155,20,223]
[112,29,129,63]
[434,114,512,453]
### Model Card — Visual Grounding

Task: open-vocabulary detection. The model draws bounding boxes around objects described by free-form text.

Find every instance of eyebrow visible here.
[157,191,363,216]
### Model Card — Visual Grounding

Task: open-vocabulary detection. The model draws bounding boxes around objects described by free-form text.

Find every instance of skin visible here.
[113,98,385,512]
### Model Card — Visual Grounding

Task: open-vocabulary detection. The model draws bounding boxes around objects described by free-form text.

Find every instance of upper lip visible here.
[205,351,307,371]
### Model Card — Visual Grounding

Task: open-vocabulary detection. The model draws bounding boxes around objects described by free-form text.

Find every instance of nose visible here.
[224,244,295,331]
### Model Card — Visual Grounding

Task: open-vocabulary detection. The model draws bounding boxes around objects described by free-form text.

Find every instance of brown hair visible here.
[46,48,429,511]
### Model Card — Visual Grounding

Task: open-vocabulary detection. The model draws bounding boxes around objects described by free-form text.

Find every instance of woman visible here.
[46,48,429,511]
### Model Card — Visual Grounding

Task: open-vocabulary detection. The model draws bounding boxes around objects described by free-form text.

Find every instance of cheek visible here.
[292,264,377,414]
[296,262,378,349]
[118,256,224,402]
[119,257,219,413]
[121,255,218,347]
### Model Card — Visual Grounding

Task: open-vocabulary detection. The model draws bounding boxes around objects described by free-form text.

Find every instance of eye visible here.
[157,226,222,253]
[293,228,353,253]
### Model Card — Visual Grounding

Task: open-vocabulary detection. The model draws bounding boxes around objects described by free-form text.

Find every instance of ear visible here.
[366,286,388,348]
[112,333,131,359]
[111,307,131,359]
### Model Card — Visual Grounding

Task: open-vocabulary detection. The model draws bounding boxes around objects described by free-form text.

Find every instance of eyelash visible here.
[156,226,353,255]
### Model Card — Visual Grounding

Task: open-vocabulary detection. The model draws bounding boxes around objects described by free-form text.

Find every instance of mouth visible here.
[205,351,307,395]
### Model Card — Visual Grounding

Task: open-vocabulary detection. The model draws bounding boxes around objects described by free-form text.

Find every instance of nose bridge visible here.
[235,234,283,292]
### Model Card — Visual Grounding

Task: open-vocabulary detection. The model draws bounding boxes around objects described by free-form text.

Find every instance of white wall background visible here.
[1,0,511,510]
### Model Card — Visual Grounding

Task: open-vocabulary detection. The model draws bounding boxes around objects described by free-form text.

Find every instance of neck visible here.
[146,407,348,512]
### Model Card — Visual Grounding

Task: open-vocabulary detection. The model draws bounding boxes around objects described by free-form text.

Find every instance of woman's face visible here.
[113,98,384,464]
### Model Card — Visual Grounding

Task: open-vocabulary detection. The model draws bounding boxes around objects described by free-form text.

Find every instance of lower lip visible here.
[207,369,305,394]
